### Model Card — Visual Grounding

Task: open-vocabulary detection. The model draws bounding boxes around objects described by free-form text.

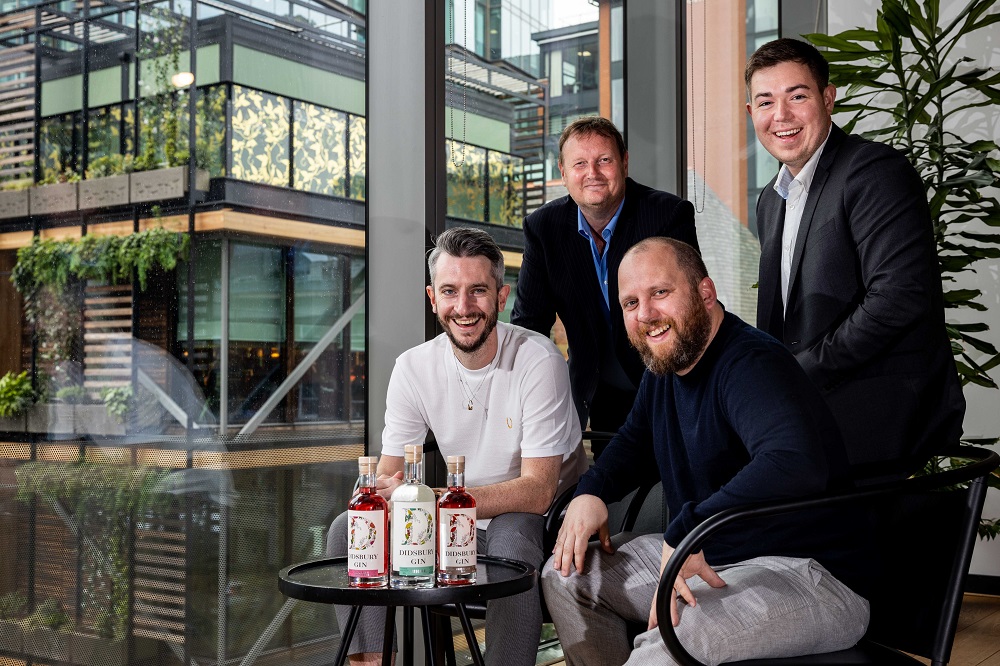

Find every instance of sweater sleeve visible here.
[575,373,660,503]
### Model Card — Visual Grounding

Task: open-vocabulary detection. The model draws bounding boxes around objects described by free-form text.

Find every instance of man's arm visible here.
[374,455,404,500]
[795,144,938,389]
[510,214,558,335]
[551,493,612,576]
[468,455,563,519]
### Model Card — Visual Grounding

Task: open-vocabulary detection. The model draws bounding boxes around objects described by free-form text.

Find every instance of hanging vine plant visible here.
[11,227,189,297]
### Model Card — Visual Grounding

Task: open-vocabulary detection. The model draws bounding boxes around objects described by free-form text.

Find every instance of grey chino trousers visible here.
[327,510,544,666]
[541,532,869,666]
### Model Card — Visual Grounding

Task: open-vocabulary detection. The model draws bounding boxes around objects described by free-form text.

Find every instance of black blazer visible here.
[756,125,965,475]
[512,177,697,425]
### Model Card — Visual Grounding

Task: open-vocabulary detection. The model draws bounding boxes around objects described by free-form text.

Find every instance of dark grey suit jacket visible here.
[756,124,965,476]
[512,177,697,425]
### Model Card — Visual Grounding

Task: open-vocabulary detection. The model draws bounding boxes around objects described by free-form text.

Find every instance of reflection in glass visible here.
[294,103,348,195]
[446,140,487,222]
[231,86,291,187]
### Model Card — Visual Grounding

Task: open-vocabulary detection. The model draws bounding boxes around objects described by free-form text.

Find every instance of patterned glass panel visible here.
[445,140,486,222]
[488,150,524,228]
[293,101,347,195]
[348,115,366,201]
[231,85,290,187]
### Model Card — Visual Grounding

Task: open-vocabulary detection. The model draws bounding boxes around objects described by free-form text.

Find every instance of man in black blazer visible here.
[512,117,697,454]
[746,38,965,477]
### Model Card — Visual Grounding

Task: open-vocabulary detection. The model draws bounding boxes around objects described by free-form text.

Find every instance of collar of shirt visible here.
[577,197,625,319]
[773,124,833,201]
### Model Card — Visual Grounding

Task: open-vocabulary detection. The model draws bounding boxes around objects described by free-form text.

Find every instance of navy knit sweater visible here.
[577,311,866,594]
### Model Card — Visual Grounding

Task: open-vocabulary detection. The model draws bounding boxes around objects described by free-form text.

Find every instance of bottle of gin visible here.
[437,455,477,585]
[347,456,389,588]
[390,444,436,588]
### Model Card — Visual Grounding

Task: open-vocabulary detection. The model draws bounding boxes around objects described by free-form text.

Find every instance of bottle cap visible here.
[404,444,423,463]
[446,455,465,474]
[358,456,378,474]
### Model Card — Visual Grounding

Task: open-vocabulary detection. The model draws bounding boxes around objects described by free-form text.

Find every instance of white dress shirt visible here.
[774,126,832,311]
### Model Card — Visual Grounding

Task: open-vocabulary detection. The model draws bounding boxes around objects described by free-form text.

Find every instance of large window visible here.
[0,2,367,666]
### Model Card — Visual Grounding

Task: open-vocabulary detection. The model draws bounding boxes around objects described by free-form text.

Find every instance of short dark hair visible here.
[558,116,626,165]
[626,237,708,288]
[745,38,829,99]
[427,227,505,290]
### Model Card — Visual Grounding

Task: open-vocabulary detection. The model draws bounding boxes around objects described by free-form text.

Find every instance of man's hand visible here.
[376,471,404,500]
[551,494,612,576]
[648,543,726,629]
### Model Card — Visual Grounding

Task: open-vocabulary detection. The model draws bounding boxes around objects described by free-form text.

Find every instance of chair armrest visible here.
[654,446,999,666]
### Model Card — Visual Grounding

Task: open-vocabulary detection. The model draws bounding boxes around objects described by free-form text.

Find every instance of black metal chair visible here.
[430,430,658,665]
[656,445,999,666]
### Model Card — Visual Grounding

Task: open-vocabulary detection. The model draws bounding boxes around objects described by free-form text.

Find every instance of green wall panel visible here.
[41,45,220,116]
[445,108,510,153]
[233,45,365,116]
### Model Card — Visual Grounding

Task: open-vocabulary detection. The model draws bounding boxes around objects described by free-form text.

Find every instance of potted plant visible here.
[806,0,1000,538]
[78,154,133,209]
[0,371,35,432]
[0,178,31,220]
[30,167,80,215]
[22,599,71,663]
[130,9,209,203]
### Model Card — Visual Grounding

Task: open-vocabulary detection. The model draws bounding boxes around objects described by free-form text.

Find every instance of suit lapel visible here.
[757,186,786,334]
[786,126,844,309]
[561,199,607,320]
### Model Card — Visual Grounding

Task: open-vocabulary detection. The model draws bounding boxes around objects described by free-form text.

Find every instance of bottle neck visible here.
[404,459,423,484]
[358,471,377,490]
[447,471,465,490]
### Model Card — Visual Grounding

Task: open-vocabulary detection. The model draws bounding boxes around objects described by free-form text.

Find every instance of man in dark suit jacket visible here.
[512,117,697,454]
[746,38,965,477]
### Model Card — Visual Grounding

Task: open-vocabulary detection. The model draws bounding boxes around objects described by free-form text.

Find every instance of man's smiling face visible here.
[747,60,835,177]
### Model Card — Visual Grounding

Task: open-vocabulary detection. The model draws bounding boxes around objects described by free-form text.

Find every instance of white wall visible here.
[827,1,1000,577]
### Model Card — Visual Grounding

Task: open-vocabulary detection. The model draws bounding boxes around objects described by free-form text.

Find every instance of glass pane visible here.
[1,1,367,665]
[231,85,291,187]
[684,0,774,324]
[293,102,347,196]
[294,250,346,422]
[446,140,486,222]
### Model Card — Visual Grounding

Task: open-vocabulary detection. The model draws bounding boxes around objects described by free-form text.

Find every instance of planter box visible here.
[0,413,28,433]
[20,404,125,437]
[0,189,29,219]
[130,166,210,203]
[72,403,126,436]
[24,626,70,663]
[79,174,130,209]
[29,182,78,215]
[0,619,25,653]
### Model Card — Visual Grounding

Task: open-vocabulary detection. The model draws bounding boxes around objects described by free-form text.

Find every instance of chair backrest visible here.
[655,446,998,666]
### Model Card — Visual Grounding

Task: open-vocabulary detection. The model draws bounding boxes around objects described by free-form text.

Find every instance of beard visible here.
[440,306,500,354]
[628,293,712,376]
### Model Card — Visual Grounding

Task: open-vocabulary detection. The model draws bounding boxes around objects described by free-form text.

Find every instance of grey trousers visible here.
[541,533,869,666]
[327,510,544,666]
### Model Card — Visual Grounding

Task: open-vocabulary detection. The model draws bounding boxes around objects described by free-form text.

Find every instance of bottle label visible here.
[392,501,436,575]
[347,509,386,576]
[439,508,477,569]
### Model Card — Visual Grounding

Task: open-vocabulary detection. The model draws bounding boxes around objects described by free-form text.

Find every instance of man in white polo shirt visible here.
[327,226,586,666]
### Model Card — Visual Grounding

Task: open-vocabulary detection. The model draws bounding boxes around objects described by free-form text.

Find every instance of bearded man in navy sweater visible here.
[541,237,869,665]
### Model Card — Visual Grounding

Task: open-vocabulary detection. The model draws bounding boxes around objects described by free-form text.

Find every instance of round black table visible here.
[278,555,536,666]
